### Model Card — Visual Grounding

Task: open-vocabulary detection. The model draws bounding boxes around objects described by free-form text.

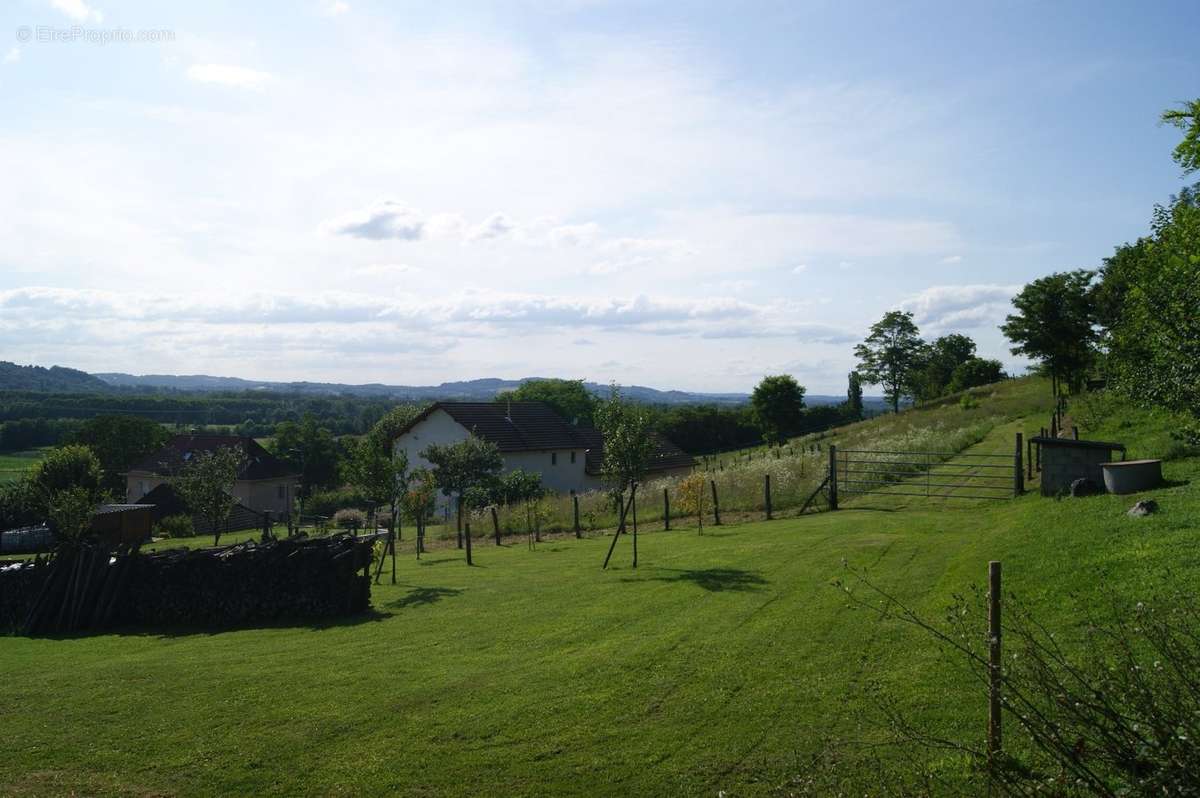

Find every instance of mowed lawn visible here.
[3,443,1197,794]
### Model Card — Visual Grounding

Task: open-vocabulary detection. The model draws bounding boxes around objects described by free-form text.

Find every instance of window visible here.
[570,451,576,464]
[551,452,558,465]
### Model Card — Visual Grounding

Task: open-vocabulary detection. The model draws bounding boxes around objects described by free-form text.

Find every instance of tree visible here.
[71,415,170,495]
[343,434,409,531]
[368,404,425,446]
[174,446,246,546]
[909,334,977,402]
[948,358,1006,393]
[47,486,98,545]
[1000,270,1098,396]
[492,469,545,544]
[1101,187,1200,440]
[1162,98,1200,175]
[497,379,597,426]
[854,311,924,413]
[400,468,438,556]
[749,375,806,445]
[595,386,655,568]
[420,435,503,566]
[269,414,340,497]
[34,444,104,499]
[846,371,864,421]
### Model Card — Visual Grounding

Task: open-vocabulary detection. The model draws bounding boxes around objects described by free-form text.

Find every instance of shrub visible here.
[333,508,368,531]
[154,514,195,539]
[959,394,979,411]
[305,486,370,517]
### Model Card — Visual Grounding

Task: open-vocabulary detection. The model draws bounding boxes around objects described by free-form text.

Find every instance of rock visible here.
[1070,478,1100,497]
[1127,500,1159,517]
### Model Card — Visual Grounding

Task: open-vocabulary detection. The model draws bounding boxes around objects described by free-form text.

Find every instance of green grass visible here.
[0,447,47,483]
[2,381,1196,796]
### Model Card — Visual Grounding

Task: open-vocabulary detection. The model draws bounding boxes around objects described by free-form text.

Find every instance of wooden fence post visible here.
[1026,436,1033,482]
[572,494,581,538]
[710,480,721,525]
[491,506,501,545]
[828,445,839,511]
[456,501,463,549]
[988,560,1003,769]
[1014,432,1024,496]
[663,488,670,531]
[764,474,772,520]
[464,521,473,566]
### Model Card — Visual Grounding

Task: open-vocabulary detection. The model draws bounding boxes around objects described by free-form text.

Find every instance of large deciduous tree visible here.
[749,375,806,445]
[175,446,247,547]
[70,415,169,495]
[498,379,597,426]
[269,413,340,497]
[854,311,924,413]
[909,334,977,401]
[1162,99,1200,176]
[420,435,503,566]
[1000,270,1098,397]
[948,358,1006,393]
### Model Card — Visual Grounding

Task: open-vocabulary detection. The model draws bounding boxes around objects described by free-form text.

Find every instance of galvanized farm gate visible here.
[827,434,1024,506]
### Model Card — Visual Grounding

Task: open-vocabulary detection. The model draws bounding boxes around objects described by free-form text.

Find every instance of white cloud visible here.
[49,0,102,22]
[352,263,420,277]
[792,263,808,274]
[3,48,20,65]
[185,64,274,91]
[322,201,425,240]
[941,254,963,264]
[468,213,515,240]
[899,284,1019,330]
[319,0,350,15]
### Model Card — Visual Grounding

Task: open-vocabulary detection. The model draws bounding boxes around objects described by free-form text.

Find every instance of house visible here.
[391,401,694,507]
[124,434,299,516]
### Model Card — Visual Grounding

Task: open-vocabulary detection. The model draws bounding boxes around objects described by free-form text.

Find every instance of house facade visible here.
[391,401,694,508]
[124,434,300,516]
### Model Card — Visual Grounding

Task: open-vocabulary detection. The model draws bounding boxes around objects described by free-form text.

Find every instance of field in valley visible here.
[2,380,1197,796]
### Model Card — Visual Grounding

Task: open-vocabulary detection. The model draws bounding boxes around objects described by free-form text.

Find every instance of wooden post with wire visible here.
[663,487,670,531]
[1014,432,1024,496]
[764,474,772,520]
[710,480,721,526]
[988,560,1003,772]
[828,445,839,511]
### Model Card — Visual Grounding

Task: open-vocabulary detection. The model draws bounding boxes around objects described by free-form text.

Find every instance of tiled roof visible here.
[395,401,694,475]
[573,427,696,476]
[128,435,298,481]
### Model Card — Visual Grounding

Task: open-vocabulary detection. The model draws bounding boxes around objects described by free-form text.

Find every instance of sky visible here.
[0,0,1197,394]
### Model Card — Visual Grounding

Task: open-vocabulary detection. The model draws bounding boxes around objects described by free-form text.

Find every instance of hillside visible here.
[2,377,1194,795]
[91,370,887,409]
[0,361,109,393]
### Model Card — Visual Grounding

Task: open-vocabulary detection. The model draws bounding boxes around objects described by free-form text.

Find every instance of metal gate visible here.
[835,446,1020,501]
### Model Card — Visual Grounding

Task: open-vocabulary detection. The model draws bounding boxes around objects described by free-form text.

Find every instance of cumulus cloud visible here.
[352,263,420,277]
[792,263,808,274]
[186,64,275,91]
[50,0,102,22]
[899,284,1019,330]
[322,201,425,240]
[468,213,515,240]
[319,0,350,15]
[3,48,20,65]
[941,254,963,264]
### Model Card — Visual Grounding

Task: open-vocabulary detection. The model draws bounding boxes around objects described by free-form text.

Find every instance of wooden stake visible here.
[491,506,501,545]
[1014,432,1024,496]
[764,474,773,520]
[663,488,670,531]
[828,445,839,511]
[710,480,721,526]
[988,560,1003,768]
[572,494,581,538]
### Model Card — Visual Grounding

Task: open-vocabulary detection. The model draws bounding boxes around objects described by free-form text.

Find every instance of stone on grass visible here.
[1127,500,1158,518]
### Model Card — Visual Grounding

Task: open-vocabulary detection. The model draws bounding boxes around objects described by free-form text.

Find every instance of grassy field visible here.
[2,383,1196,796]
[0,447,47,483]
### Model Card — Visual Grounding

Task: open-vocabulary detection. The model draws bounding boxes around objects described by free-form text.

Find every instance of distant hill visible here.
[0,361,110,392]
[92,371,883,408]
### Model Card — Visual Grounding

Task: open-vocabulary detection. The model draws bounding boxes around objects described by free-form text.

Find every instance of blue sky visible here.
[1,0,1196,393]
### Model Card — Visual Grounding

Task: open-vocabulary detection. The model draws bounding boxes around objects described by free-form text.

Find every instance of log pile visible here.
[1,534,375,636]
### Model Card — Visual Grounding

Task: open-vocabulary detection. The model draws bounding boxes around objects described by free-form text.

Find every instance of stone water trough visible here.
[1101,459,1164,495]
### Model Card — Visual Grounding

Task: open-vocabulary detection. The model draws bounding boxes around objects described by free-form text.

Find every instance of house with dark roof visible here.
[391,401,694,505]
[124,435,300,516]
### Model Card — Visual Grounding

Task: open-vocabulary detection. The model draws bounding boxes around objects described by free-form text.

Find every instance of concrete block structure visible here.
[1032,436,1126,496]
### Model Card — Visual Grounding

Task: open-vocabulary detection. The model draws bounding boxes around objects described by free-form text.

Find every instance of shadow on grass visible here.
[44,606,400,640]
[625,567,768,592]
[387,586,464,609]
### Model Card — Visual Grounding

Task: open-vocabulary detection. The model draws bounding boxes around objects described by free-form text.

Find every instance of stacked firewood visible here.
[2,535,375,636]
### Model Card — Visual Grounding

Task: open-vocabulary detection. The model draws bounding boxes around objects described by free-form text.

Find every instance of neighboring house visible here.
[391,402,694,508]
[124,434,299,516]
